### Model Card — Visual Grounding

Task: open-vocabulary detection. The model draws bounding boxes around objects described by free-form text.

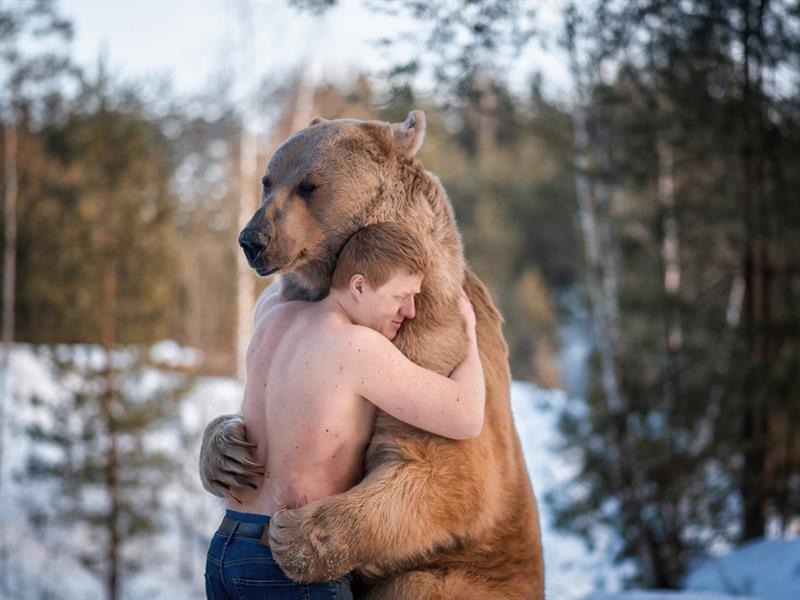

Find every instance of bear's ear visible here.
[309,116,328,126]
[392,110,426,159]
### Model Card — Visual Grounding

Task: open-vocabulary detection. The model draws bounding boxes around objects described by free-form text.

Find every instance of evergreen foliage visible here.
[326,0,800,589]
[547,1,800,587]
[164,90,241,374]
[2,0,798,592]
[10,72,183,345]
[25,345,193,600]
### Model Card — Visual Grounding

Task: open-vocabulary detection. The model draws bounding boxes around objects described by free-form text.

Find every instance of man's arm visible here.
[343,292,485,440]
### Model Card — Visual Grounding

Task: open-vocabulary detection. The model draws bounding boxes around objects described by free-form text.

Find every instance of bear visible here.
[200,110,544,599]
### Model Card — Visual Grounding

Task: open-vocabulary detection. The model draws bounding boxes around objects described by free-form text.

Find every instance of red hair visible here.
[331,223,427,290]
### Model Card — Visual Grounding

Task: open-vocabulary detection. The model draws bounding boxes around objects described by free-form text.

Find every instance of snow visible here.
[683,537,800,600]
[584,593,754,600]
[511,381,632,598]
[0,344,236,599]
[0,343,797,599]
[149,340,202,369]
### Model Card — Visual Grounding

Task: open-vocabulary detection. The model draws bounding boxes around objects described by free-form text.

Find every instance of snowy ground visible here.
[682,536,800,600]
[511,381,631,598]
[0,344,797,599]
[584,593,755,600]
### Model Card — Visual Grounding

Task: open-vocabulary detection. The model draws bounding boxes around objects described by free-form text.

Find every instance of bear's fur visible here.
[203,111,544,598]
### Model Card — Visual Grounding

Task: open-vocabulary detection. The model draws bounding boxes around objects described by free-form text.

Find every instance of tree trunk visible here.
[0,117,17,490]
[739,0,770,542]
[657,139,682,355]
[236,125,257,381]
[236,77,314,379]
[656,134,683,432]
[1,118,16,357]
[290,76,314,135]
[101,259,120,600]
[568,3,677,587]
[569,51,619,409]
[0,114,18,598]
[566,8,664,585]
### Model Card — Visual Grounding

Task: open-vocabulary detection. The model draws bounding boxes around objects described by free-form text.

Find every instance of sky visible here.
[60,0,394,100]
[58,0,574,107]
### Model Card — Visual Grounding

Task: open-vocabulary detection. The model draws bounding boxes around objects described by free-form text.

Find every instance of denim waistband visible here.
[224,509,270,524]
[218,513,269,543]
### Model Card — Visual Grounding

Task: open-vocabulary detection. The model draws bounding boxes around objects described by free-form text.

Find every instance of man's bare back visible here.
[229,294,377,515]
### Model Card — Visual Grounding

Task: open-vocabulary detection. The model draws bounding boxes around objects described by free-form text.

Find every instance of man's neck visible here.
[319,290,358,326]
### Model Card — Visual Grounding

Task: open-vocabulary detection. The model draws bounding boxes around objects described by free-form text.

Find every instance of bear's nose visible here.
[239,229,268,263]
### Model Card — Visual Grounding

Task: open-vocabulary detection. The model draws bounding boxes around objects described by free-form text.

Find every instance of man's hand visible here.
[199,414,264,502]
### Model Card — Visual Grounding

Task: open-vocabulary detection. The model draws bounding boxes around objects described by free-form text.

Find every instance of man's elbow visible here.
[470,412,486,439]
[456,411,485,440]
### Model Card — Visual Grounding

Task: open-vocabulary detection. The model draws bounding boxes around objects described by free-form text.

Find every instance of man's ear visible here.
[309,116,328,126]
[349,274,366,298]
[392,110,426,159]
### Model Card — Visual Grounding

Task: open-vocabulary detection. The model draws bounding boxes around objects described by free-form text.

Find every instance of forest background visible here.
[1,0,799,599]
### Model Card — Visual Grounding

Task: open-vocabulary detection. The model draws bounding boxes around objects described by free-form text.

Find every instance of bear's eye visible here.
[261,176,271,194]
[297,180,317,198]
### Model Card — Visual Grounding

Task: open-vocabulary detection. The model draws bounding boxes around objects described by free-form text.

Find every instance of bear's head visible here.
[238,111,428,299]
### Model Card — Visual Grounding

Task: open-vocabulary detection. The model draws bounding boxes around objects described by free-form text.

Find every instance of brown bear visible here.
[200,111,544,599]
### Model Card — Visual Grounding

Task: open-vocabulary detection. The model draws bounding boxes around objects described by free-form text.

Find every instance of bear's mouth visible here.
[252,248,308,277]
[255,265,279,277]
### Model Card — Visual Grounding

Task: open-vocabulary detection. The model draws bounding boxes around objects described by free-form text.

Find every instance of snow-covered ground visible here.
[585,593,755,600]
[511,381,631,598]
[0,344,235,599]
[0,344,797,599]
[682,537,800,600]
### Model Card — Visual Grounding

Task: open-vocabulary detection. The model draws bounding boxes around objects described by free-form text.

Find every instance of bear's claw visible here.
[268,504,349,583]
[200,414,264,498]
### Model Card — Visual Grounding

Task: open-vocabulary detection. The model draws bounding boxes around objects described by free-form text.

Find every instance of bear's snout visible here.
[238,229,269,265]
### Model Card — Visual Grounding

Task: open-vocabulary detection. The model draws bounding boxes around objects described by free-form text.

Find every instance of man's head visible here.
[330,223,426,340]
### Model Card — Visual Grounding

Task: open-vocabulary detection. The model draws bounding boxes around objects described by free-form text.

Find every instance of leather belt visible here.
[218,515,271,546]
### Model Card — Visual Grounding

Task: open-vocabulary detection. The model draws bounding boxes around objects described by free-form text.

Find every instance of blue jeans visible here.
[205,510,354,600]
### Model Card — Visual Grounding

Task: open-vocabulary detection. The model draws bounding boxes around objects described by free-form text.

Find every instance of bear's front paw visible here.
[268,503,352,583]
[199,414,264,501]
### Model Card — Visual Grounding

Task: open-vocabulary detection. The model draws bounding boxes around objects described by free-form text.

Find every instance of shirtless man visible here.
[203,223,485,600]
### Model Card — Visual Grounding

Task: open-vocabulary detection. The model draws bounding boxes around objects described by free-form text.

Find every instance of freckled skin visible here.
[228,301,371,515]
[227,270,425,516]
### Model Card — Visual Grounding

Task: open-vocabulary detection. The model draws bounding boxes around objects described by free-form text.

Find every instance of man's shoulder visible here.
[271,306,368,345]
[252,303,290,337]
[341,327,401,373]
[254,279,286,315]
[340,323,386,345]
[310,322,386,360]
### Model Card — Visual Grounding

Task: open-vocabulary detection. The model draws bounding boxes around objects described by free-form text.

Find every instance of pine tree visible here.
[9,66,193,599]
[25,346,192,600]
[165,84,241,375]
[0,2,74,593]
[550,0,800,586]
[336,0,800,587]
[11,67,183,345]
